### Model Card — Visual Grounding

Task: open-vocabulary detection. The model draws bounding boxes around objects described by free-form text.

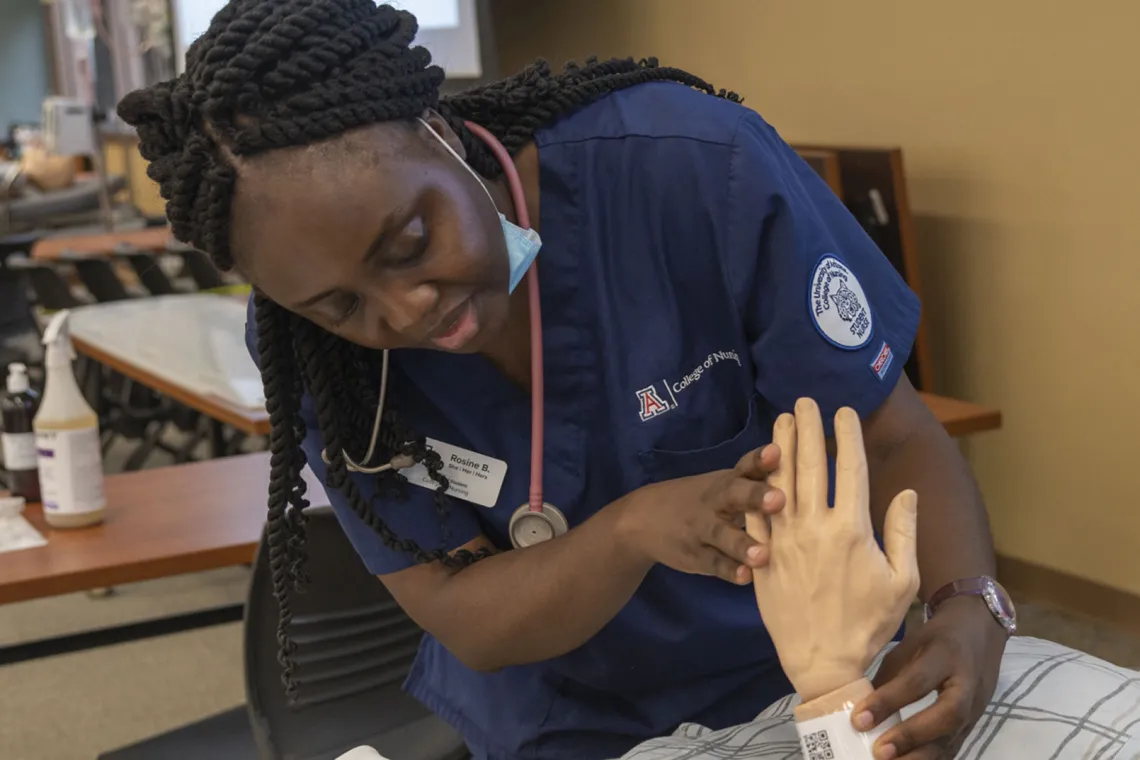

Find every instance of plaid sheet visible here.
[617,637,1140,760]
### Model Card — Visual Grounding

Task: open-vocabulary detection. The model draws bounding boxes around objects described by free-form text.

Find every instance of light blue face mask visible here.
[419,119,542,294]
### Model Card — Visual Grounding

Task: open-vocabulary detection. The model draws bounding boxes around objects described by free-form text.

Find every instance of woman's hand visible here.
[748,398,920,702]
[613,445,786,585]
[852,597,1005,760]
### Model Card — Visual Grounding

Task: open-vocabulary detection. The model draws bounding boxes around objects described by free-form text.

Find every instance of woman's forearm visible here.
[420,499,653,671]
[868,420,996,600]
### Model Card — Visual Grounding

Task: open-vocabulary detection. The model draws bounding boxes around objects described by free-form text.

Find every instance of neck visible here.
[487,141,541,233]
[480,285,532,391]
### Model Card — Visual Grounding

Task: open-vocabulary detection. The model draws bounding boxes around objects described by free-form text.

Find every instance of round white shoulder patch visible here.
[808,255,874,350]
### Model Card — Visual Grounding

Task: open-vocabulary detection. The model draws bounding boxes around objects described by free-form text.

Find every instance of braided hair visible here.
[117,0,741,701]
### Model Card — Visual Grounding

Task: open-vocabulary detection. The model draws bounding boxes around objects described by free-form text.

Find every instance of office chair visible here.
[64,254,134,302]
[112,246,179,296]
[97,511,468,760]
[177,248,227,291]
[245,510,468,760]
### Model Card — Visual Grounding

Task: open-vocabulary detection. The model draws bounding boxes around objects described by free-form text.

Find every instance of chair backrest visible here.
[179,248,226,290]
[8,258,84,311]
[71,257,132,302]
[244,510,460,760]
[122,251,177,296]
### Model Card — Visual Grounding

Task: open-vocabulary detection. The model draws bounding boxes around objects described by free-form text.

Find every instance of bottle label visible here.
[36,428,106,514]
[2,432,38,471]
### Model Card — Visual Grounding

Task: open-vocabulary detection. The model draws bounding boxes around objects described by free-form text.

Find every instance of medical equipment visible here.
[321,122,567,549]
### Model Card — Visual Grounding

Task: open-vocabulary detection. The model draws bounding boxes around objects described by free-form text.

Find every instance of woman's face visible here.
[230,114,511,353]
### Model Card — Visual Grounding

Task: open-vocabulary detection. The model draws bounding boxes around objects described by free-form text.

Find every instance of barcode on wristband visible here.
[804,729,835,760]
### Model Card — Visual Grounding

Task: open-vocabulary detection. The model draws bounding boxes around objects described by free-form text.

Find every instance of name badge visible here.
[402,438,507,508]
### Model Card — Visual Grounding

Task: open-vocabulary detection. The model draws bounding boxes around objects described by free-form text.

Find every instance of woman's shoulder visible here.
[536,80,753,150]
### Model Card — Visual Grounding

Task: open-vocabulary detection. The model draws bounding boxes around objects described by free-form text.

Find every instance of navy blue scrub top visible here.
[245,81,920,760]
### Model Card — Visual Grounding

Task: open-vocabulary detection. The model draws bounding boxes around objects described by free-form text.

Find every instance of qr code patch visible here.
[803,729,834,760]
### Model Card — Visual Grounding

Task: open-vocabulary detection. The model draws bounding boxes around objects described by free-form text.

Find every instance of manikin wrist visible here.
[789,661,868,705]
[794,679,901,760]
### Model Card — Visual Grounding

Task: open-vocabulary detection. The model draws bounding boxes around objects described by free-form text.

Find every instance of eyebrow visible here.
[290,220,391,310]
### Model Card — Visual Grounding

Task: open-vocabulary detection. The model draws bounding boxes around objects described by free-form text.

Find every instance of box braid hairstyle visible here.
[117,0,741,702]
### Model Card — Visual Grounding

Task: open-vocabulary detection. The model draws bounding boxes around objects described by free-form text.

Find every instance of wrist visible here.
[602,492,655,571]
[789,662,869,704]
[794,678,901,760]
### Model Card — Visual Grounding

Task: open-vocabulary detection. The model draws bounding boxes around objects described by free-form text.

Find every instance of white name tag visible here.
[402,438,507,508]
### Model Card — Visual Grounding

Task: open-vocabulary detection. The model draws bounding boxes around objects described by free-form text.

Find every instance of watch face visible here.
[983,579,1018,634]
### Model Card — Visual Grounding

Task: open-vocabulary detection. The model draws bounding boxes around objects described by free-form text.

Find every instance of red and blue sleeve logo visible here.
[870,341,894,380]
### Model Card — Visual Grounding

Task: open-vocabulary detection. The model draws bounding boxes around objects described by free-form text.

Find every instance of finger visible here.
[708,516,770,568]
[833,406,871,528]
[723,476,785,517]
[768,412,797,516]
[793,398,829,515]
[735,444,780,480]
[698,546,754,585]
[855,650,947,729]
[883,489,920,598]
[875,686,971,759]
[743,510,770,548]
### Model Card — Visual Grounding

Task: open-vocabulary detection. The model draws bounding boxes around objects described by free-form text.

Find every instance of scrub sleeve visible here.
[724,112,921,431]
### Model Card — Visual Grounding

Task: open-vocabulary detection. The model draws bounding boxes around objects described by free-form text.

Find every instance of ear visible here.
[418,108,466,160]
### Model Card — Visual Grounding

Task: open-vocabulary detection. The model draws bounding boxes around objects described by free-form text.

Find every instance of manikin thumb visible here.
[882,489,920,592]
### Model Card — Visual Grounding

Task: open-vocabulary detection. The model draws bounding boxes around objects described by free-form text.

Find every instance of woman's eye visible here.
[329,295,361,327]
[389,217,429,267]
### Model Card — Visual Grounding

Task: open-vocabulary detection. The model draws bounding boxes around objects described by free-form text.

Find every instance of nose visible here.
[373,279,440,338]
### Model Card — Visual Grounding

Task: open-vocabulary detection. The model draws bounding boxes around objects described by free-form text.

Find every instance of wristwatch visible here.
[923,576,1017,636]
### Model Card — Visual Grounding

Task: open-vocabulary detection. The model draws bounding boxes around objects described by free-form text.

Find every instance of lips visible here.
[430,299,479,351]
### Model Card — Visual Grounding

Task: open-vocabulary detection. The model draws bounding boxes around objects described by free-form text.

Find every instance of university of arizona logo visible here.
[830,281,862,322]
[809,255,873,350]
[636,384,676,421]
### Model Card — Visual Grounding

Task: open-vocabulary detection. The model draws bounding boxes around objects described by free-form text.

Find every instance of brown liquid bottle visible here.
[1,363,41,502]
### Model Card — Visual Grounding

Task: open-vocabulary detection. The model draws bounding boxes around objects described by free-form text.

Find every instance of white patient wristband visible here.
[796,706,900,760]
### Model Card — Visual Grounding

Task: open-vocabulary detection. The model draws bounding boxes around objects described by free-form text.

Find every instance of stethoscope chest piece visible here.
[508,502,569,548]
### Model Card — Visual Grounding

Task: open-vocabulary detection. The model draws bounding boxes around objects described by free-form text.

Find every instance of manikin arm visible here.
[747,399,920,759]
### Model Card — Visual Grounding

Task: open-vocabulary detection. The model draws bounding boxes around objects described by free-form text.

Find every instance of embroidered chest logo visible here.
[809,255,874,350]
[635,349,743,422]
[636,385,676,421]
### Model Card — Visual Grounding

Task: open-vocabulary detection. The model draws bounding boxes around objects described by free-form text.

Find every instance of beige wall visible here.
[492,0,1140,594]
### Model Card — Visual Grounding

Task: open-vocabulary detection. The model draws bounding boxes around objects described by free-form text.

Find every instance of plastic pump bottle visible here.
[34,310,105,527]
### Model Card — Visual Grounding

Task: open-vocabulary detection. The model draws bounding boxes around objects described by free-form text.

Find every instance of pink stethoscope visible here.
[322,121,566,549]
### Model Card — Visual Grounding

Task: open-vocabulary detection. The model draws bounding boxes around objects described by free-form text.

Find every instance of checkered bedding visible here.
[617,637,1140,760]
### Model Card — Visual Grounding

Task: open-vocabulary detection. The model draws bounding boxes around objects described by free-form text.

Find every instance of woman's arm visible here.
[863,374,996,597]
[383,446,782,672]
[382,503,648,672]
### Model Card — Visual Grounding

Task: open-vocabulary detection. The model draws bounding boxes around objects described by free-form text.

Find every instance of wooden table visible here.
[31,226,173,261]
[0,453,322,605]
[69,295,269,442]
[0,453,326,664]
[921,392,1002,437]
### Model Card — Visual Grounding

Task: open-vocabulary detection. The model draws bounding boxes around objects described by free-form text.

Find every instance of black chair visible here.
[113,246,179,296]
[178,248,227,290]
[245,510,468,760]
[65,254,134,302]
[99,511,468,760]
[6,255,85,310]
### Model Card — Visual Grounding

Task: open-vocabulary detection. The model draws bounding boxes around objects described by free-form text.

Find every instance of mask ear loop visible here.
[321,349,414,474]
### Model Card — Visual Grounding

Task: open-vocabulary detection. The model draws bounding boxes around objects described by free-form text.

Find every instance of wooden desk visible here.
[69,295,270,438]
[31,226,173,261]
[922,392,1002,437]
[72,333,269,437]
[0,453,324,606]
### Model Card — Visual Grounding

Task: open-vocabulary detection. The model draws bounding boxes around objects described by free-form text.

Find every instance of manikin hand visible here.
[747,399,920,703]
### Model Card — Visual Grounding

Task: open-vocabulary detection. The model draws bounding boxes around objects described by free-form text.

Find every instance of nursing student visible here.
[118,2,1008,759]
